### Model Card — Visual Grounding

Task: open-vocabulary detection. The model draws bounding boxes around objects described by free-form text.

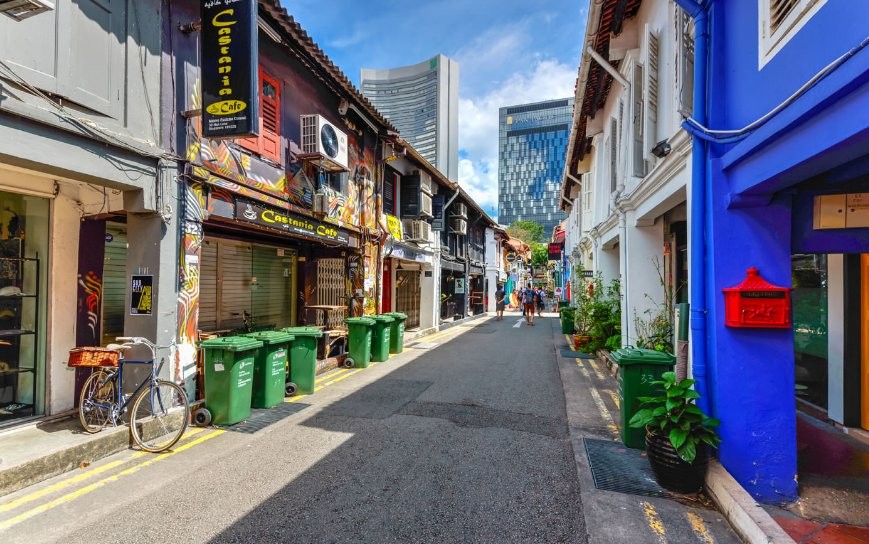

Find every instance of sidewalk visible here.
[552,319,869,544]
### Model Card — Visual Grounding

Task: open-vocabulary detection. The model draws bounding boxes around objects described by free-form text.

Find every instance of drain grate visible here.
[225,401,310,434]
[584,438,667,498]
[560,349,595,359]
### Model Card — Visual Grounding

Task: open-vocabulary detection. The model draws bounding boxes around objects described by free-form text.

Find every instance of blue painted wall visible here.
[701,0,869,503]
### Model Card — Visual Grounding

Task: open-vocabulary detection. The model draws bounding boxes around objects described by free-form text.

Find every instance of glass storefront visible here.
[0,190,49,425]
[792,254,828,408]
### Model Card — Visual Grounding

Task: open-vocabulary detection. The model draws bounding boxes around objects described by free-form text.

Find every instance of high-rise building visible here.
[361,55,459,180]
[498,98,573,234]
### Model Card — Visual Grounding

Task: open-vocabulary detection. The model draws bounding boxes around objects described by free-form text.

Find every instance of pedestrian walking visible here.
[536,288,544,317]
[522,285,536,326]
[495,283,506,321]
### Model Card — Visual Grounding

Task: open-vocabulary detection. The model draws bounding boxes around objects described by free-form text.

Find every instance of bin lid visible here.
[345,317,375,326]
[281,326,324,338]
[371,315,395,323]
[242,331,295,345]
[384,312,407,320]
[200,336,264,352]
[610,347,675,365]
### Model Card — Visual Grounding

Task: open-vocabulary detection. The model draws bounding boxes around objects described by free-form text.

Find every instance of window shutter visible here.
[259,71,282,163]
[647,32,659,151]
[679,11,695,116]
[610,119,618,193]
[383,173,395,215]
[770,0,799,31]
[633,64,646,178]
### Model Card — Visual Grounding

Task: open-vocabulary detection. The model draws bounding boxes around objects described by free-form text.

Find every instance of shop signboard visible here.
[130,275,153,316]
[385,214,403,240]
[201,0,258,139]
[548,243,562,260]
[236,201,351,245]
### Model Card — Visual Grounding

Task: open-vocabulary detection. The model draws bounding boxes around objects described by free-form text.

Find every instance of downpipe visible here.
[673,0,712,414]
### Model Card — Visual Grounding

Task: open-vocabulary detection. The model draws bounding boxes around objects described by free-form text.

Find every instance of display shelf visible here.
[0,294,37,298]
[0,329,35,337]
[0,368,34,375]
[0,253,40,425]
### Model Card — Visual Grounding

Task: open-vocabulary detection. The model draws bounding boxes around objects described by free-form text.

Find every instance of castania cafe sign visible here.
[236,201,351,245]
[201,0,258,139]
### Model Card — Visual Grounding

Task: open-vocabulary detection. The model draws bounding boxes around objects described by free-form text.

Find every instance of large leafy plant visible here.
[628,372,721,463]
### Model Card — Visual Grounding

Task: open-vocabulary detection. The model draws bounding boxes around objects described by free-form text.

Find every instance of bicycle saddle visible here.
[106,343,133,352]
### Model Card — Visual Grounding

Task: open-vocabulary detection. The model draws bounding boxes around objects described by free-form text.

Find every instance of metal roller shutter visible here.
[218,241,252,330]
[199,239,218,331]
[102,223,126,345]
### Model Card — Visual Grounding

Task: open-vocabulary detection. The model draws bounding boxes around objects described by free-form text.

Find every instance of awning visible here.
[469,265,484,276]
[440,259,464,273]
[387,240,433,264]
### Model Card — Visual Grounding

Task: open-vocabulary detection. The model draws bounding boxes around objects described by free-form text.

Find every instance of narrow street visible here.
[1,314,739,543]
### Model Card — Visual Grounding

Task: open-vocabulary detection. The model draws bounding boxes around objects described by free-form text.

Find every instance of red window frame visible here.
[238,67,282,164]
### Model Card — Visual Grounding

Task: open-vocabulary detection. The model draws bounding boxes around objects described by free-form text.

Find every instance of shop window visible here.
[238,68,282,164]
[792,253,828,408]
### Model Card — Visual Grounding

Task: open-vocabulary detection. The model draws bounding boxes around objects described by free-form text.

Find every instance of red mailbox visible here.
[722,267,791,329]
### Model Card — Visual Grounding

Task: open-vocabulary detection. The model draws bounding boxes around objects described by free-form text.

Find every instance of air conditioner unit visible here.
[300,114,348,171]
[407,220,431,242]
[312,192,327,215]
[450,202,468,218]
[0,0,53,20]
[449,217,467,235]
[418,171,432,195]
[419,193,433,218]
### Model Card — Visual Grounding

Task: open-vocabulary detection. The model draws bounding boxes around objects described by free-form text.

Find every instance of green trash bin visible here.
[243,331,294,409]
[369,315,394,362]
[612,347,676,449]
[199,336,264,425]
[384,312,407,354]
[281,327,324,395]
[345,317,375,368]
[559,307,576,334]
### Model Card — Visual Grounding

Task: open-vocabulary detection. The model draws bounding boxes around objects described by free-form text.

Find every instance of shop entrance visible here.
[395,268,420,329]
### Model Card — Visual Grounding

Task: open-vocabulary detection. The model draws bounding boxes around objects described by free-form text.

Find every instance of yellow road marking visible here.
[588,359,607,381]
[0,429,224,530]
[606,389,621,409]
[576,361,620,440]
[564,334,574,347]
[0,427,205,514]
[642,501,668,543]
[686,512,715,544]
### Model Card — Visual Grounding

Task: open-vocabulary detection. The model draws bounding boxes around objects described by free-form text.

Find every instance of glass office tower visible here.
[361,55,459,180]
[498,98,573,234]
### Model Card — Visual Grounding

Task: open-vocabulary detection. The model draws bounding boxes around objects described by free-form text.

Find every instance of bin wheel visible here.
[285,382,297,396]
[193,407,212,427]
[343,357,355,369]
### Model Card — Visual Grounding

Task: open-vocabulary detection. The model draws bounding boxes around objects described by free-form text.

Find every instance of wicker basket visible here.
[67,347,120,368]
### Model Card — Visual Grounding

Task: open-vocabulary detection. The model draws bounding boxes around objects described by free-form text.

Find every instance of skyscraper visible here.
[361,55,459,180]
[498,98,573,234]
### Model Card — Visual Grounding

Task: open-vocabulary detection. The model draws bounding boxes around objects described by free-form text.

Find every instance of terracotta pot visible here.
[573,334,591,350]
[645,431,709,493]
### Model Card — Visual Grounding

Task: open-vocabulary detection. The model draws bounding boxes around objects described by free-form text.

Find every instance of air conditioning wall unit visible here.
[449,217,468,235]
[313,192,327,215]
[418,171,432,195]
[450,202,468,218]
[403,220,431,242]
[300,114,348,171]
[419,193,433,218]
[0,0,53,20]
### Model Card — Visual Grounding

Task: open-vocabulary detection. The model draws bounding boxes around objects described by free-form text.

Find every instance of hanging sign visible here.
[506,252,517,263]
[385,214,403,240]
[236,201,351,245]
[130,275,153,316]
[201,0,259,139]
[548,243,562,260]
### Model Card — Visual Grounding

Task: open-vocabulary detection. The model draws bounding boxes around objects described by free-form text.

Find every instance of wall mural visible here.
[176,182,206,384]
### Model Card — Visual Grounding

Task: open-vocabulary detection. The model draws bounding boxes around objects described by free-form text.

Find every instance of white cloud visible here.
[457,59,577,217]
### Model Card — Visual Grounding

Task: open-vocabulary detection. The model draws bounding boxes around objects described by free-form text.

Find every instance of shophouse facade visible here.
[675,0,869,503]
[0,0,175,426]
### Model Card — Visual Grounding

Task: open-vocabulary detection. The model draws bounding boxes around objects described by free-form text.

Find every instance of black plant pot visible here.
[645,431,709,493]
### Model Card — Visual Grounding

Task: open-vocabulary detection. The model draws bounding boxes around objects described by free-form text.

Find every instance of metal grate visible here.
[225,402,310,434]
[584,438,666,497]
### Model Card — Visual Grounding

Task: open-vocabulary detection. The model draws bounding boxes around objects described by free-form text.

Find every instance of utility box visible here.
[722,267,791,329]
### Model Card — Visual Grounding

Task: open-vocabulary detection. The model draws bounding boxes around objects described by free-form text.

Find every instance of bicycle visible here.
[77,337,189,453]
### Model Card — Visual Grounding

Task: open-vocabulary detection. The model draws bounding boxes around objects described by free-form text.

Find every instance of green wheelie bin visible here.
[559,307,576,334]
[611,347,676,449]
[369,315,394,362]
[243,331,294,408]
[344,317,375,368]
[384,312,407,354]
[281,327,323,395]
[198,336,263,425]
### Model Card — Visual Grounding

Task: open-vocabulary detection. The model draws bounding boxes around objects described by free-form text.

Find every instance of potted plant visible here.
[628,372,721,493]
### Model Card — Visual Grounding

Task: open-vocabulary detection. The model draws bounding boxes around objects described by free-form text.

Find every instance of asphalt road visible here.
[1,315,586,543]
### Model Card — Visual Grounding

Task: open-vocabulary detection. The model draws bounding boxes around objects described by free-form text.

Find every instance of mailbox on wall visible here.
[722,267,792,328]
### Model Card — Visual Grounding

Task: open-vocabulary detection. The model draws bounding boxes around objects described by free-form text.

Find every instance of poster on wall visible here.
[130,275,153,316]
[201,0,259,139]
[454,278,466,294]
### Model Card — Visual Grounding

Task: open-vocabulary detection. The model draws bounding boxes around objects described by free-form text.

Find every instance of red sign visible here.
[548,243,562,260]
[722,267,791,328]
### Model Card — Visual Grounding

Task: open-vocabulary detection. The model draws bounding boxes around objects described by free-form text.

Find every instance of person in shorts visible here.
[495,284,506,320]
[522,285,536,326]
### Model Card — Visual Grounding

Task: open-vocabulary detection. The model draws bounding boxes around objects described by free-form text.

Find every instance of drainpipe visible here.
[673,0,711,414]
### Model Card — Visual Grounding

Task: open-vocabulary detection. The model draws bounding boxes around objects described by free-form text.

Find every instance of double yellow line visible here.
[0,428,224,530]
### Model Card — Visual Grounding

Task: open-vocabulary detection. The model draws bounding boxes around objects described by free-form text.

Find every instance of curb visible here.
[706,460,796,544]
[0,423,131,497]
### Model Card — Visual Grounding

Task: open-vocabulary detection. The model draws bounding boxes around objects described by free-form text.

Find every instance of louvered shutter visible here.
[647,32,659,152]
[633,64,646,177]
[679,11,695,115]
[770,0,799,31]
[610,119,618,193]
[259,71,282,163]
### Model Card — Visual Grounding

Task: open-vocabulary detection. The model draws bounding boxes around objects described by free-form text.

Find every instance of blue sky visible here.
[290,1,588,220]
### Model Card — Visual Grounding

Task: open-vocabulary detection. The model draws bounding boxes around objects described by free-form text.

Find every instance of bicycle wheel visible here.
[78,370,116,433]
[130,380,189,453]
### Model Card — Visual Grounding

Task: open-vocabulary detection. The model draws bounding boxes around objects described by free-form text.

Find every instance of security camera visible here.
[651,139,671,158]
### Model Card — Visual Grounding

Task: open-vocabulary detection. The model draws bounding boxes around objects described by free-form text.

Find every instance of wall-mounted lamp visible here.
[651,139,672,159]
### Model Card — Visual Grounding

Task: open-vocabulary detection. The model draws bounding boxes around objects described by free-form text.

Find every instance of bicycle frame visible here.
[86,340,167,425]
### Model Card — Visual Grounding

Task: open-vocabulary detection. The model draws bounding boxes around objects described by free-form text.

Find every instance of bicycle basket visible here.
[67,347,120,367]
